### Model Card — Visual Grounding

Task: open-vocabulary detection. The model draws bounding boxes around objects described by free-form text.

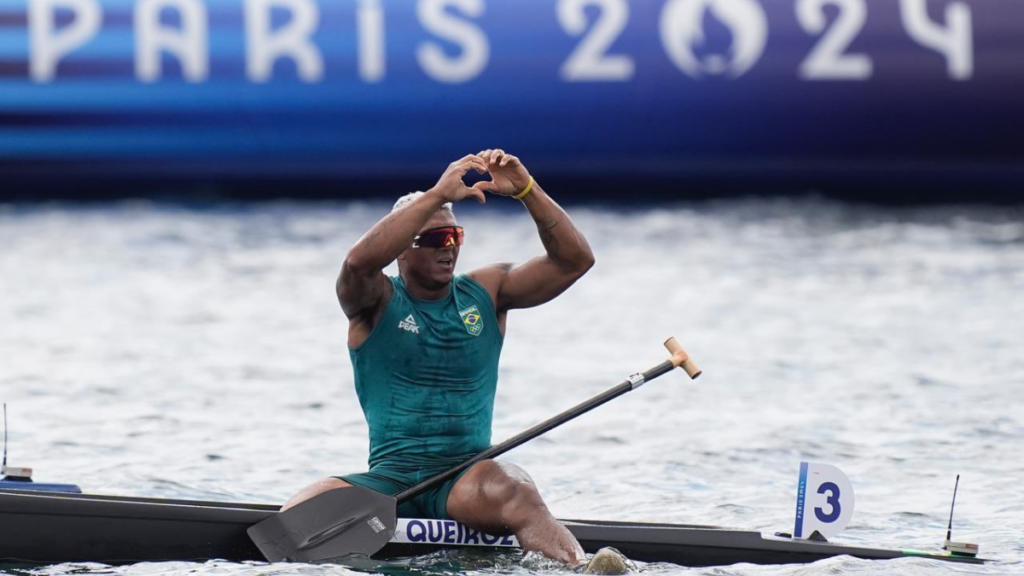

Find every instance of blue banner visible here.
[0,0,1020,189]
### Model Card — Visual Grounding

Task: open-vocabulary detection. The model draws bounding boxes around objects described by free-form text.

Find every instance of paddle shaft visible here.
[395,359,677,502]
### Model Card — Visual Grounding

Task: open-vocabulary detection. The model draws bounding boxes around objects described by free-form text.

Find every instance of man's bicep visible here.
[496,256,584,311]
[337,261,390,318]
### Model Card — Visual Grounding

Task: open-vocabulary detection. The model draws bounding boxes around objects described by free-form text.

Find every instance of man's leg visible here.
[445,460,586,566]
[281,477,351,511]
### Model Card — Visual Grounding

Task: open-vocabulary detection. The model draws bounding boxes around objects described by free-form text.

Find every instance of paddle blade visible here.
[247,485,397,563]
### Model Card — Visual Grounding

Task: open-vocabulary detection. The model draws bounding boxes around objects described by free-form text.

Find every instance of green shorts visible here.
[336,466,471,520]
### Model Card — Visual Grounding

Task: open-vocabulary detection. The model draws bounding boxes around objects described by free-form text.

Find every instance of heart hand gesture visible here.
[432,154,490,204]
[472,149,532,197]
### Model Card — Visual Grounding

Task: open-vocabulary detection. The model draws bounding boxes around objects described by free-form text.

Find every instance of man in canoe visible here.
[282,150,627,572]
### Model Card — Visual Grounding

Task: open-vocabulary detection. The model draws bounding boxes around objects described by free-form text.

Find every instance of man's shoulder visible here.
[465,263,513,282]
[463,265,513,309]
[464,264,513,289]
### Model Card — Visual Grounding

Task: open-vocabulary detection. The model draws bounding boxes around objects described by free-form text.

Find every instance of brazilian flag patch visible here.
[459,305,483,336]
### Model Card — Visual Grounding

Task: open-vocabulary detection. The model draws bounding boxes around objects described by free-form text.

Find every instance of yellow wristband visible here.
[513,177,534,200]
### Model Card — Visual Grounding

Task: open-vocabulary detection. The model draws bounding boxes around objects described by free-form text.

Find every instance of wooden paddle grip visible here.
[664,337,702,379]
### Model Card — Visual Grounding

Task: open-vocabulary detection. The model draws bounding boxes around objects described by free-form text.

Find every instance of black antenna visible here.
[2,403,7,469]
[945,474,960,543]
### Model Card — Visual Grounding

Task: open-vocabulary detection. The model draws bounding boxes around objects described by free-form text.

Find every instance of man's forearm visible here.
[347,189,448,273]
[520,183,595,272]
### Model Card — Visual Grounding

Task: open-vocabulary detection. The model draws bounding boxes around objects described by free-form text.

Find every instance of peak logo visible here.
[660,0,768,79]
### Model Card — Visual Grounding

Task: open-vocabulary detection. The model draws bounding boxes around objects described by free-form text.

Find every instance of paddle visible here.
[248,337,701,563]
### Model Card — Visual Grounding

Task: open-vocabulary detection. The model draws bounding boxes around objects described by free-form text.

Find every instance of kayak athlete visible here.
[282,150,627,572]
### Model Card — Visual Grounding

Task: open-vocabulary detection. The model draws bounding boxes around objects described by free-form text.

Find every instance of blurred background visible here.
[0,0,1021,201]
[2,1,1023,575]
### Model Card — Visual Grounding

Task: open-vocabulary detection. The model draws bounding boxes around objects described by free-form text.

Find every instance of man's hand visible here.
[473,149,531,197]
[430,154,490,204]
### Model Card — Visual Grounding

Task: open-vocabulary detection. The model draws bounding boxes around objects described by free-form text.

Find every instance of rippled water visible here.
[1,198,1022,575]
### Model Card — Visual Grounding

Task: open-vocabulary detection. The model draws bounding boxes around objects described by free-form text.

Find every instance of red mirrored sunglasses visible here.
[413,226,464,249]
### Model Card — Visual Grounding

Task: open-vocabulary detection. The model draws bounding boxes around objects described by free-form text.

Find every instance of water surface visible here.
[1,198,1022,575]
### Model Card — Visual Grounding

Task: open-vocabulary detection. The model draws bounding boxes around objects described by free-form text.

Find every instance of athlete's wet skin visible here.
[283,150,612,568]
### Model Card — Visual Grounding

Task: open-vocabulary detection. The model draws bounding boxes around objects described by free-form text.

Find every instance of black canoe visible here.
[0,489,984,567]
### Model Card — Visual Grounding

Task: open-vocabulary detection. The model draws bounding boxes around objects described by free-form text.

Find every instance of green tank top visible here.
[349,274,503,474]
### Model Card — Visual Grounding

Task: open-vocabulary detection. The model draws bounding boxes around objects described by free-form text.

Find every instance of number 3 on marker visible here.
[815,481,841,523]
[794,462,854,540]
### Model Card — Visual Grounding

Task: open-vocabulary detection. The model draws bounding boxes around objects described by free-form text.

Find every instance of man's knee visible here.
[282,477,351,511]
[472,462,546,526]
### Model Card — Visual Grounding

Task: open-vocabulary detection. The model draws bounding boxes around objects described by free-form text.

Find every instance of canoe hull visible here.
[0,489,982,567]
